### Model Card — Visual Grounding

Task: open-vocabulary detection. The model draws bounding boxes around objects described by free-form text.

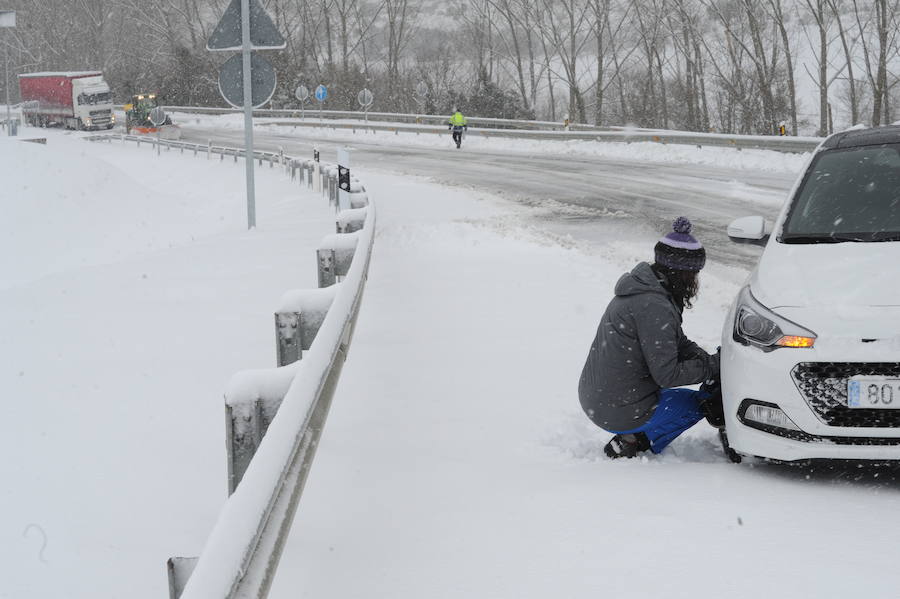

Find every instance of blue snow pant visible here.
[610,388,708,454]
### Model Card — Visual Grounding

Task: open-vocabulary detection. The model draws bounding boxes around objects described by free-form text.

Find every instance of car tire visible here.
[718,428,743,464]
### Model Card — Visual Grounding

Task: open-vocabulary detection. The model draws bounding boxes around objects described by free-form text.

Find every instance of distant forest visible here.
[4,0,900,135]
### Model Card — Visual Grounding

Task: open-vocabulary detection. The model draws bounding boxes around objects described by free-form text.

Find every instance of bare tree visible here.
[537,0,593,122]
[851,0,900,125]
[766,0,798,134]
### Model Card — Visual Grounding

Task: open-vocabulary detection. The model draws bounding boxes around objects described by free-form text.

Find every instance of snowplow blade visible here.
[130,124,182,140]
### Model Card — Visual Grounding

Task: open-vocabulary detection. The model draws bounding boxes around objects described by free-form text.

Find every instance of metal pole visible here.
[241,0,256,229]
[5,39,10,136]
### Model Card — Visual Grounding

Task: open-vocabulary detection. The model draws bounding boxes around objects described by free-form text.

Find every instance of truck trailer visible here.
[18,71,115,131]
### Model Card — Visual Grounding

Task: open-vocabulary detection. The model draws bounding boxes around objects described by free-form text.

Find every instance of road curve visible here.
[178,123,800,269]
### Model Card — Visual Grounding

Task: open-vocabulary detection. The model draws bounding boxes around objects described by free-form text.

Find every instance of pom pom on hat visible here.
[672,216,692,234]
[654,216,706,271]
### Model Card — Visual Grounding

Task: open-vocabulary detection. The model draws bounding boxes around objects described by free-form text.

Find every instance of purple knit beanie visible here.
[654,217,706,271]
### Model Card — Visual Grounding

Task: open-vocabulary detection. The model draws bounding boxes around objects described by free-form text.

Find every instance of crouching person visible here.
[578,217,720,459]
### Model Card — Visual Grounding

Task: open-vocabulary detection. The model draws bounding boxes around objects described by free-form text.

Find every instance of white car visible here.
[722,126,900,463]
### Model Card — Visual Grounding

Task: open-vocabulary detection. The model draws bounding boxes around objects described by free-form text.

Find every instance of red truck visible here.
[18,71,115,130]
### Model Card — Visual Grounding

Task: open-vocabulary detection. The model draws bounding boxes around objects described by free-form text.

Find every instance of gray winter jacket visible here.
[578,262,713,431]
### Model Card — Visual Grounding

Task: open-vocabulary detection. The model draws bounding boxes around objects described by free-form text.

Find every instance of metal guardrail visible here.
[156,105,823,153]
[234,118,821,153]
[85,133,376,599]
[149,104,609,132]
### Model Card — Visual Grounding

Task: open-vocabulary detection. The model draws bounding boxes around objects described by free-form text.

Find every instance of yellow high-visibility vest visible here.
[449,112,467,126]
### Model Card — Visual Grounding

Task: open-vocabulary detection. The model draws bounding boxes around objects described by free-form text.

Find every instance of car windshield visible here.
[781,144,900,242]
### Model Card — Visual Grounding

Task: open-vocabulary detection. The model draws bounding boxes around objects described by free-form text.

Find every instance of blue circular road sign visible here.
[315,84,328,102]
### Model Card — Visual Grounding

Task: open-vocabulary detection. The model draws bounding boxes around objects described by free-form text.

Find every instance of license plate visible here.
[848,376,900,409]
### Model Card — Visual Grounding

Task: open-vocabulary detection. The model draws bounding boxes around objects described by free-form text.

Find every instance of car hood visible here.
[776,305,900,340]
[751,241,900,309]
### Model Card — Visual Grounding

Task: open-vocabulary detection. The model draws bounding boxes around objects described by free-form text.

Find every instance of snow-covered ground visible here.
[3,126,900,599]
[171,112,814,175]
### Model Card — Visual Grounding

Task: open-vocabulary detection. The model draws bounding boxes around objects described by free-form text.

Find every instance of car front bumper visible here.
[722,333,900,462]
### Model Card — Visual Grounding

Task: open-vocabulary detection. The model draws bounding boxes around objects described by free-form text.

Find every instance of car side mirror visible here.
[727,215,770,247]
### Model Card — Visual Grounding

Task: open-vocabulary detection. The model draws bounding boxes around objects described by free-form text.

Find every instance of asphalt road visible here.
[178,123,800,269]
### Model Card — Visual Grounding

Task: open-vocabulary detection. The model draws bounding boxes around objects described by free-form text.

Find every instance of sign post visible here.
[149,106,167,156]
[357,88,374,127]
[239,0,255,227]
[1,11,16,137]
[295,84,309,119]
[207,0,285,230]
[315,84,327,121]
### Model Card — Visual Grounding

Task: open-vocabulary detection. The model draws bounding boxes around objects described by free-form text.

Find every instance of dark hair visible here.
[651,263,700,310]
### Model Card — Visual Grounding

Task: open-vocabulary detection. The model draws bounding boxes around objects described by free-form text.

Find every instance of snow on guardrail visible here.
[84,133,376,599]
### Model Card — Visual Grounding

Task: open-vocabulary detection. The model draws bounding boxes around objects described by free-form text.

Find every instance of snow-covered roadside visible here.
[172,112,813,175]
[4,127,900,599]
[266,169,900,599]
[1,128,336,598]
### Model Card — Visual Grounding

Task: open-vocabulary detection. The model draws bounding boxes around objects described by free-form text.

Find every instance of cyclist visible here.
[448,108,468,149]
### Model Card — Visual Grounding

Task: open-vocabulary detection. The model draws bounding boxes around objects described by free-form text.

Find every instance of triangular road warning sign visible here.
[207,0,286,51]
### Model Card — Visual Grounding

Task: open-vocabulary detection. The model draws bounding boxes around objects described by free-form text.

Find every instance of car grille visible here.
[792,362,900,427]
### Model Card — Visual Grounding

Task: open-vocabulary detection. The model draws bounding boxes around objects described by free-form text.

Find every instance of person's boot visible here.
[604,432,651,459]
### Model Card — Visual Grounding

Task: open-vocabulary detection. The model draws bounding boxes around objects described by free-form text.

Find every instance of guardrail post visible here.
[317,234,358,287]
[336,208,367,233]
[166,557,198,599]
[317,249,337,287]
[332,172,338,205]
[207,139,211,159]
[313,149,321,193]
[349,191,369,209]
[226,397,281,495]
[275,312,302,366]
[328,171,336,205]
[274,288,336,366]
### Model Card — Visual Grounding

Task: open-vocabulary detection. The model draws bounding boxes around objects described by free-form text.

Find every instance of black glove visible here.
[705,350,721,385]
[448,125,452,130]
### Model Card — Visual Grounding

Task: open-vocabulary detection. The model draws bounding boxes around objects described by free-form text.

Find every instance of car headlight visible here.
[733,286,816,350]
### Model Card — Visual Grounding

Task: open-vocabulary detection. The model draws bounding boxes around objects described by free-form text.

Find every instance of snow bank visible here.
[0,125,336,599]
[1,134,248,289]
